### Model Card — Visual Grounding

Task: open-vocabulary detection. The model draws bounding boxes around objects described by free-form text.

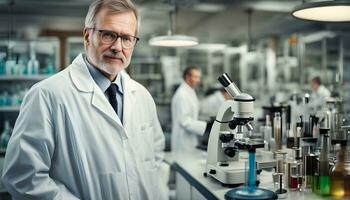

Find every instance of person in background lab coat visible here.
[1,0,165,199]
[309,76,331,112]
[171,66,209,152]
[200,88,231,119]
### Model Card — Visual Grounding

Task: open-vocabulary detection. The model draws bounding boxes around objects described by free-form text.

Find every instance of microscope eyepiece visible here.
[218,73,232,87]
[218,73,241,97]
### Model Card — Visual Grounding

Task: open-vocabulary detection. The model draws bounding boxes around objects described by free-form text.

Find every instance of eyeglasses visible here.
[89,28,139,49]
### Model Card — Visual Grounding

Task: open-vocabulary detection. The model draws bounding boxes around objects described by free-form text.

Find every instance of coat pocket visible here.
[99,172,128,200]
[140,160,159,200]
[138,123,155,161]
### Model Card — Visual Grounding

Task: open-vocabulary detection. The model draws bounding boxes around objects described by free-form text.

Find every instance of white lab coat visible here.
[200,91,226,119]
[316,85,331,99]
[1,54,165,200]
[171,82,207,152]
[310,84,331,112]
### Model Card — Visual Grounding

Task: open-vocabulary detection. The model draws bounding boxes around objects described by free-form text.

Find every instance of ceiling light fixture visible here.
[292,0,350,22]
[149,5,198,47]
[193,3,225,13]
[149,35,198,47]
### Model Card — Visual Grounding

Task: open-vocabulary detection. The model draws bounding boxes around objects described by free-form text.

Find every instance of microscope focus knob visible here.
[228,120,238,130]
[224,147,237,158]
[219,134,234,143]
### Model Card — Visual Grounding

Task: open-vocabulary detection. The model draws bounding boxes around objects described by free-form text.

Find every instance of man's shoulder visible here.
[30,68,71,94]
[173,83,188,96]
[319,85,331,96]
[128,77,152,98]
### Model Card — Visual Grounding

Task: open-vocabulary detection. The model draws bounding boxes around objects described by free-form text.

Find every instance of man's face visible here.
[310,80,319,92]
[186,69,201,88]
[83,8,137,80]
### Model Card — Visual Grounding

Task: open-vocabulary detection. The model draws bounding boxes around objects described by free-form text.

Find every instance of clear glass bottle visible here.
[286,123,294,148]
[0,120,12,149]
[302,94,312,137]
[264,115,272,151]
[330,140,348,198]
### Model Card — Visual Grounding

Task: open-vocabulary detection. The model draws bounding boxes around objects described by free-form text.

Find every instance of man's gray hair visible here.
[85,0,139,35]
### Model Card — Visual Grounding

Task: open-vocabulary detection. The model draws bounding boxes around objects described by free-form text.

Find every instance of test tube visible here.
[274,112,282,151]
[295,122,303,148]
[319,128,330,196]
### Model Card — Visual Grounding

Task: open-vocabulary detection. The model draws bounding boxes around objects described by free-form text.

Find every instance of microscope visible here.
[205,73,265,185]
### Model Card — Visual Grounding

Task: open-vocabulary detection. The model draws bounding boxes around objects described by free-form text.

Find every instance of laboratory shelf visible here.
[0,75,51,81]
[0,106,20,112]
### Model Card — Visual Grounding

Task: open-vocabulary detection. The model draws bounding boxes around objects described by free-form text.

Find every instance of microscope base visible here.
[206,161,249,185]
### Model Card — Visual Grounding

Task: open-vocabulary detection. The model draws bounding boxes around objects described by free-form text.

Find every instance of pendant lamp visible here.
[149,6,198,47]
[292,0,350,22]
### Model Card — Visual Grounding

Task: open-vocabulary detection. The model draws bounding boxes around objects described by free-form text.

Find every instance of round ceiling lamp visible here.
[292,0,350,22]
[149,35,198,47]
[149,5,199,47]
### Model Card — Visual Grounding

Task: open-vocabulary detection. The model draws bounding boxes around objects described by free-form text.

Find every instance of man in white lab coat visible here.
[200,88,231,119]
[171,66,208,152]
[1,0,165,199]
[310,76,331,111]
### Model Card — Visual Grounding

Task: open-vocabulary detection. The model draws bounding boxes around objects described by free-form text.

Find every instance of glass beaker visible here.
[330,140,348,198]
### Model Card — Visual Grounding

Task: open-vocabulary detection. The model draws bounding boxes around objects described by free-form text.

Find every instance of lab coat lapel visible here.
[91,85,124,127]
[69,54,123,128]
[121,71,137,131]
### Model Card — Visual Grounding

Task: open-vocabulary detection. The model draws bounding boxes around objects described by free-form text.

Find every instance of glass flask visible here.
[330,140,348,198]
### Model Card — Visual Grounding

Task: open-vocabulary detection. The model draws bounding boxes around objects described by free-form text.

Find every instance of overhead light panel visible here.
[243,1,300,13]
[189,43,227,50]
[193,3,225,13]
[292,0,350,22]
[149,35,198,47]
[149,6,199,47]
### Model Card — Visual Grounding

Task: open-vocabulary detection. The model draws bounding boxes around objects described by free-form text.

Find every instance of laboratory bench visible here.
[164,150,346,200]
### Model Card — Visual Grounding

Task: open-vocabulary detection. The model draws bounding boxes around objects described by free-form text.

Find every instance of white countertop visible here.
[164,149,342,200]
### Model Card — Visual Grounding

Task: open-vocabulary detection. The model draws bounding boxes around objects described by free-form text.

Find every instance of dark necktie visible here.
[106,83,118,115]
